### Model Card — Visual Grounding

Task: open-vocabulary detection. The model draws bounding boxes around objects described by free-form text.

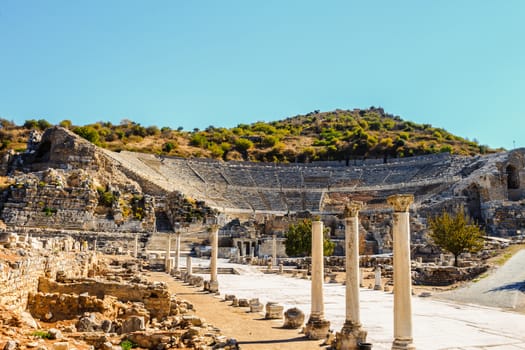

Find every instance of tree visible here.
[427,207,484,267]
[73,126,101,145]
[284,219,334,257]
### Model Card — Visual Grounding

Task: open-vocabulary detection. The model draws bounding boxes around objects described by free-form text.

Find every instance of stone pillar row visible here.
[170,197,415,349]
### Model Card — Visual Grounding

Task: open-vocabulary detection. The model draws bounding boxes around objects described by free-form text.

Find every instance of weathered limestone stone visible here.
[3,340,18,350]
[283,307,305,329]
[186,255,192,276]
[304,221,330,340]
[121,316,146,334]
[165,235,171,273]
[76,315,99,332]
[48,328,63,340]
[238,298,250,307]
[101,320,112,333]
[272,234,277,267]
[265,302,284,319]
[374,266,382,290]
[224,294,236,301]
[52,343,69,350]
[388,194,416,350]
[249,299,264,313]
[335,201,367,350]
[100,342,113,350]
[206,222,219,293]
[174,232,181,272]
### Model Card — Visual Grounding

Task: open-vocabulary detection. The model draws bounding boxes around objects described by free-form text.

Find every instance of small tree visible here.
[427,207,484,267]
[284,219,334,257]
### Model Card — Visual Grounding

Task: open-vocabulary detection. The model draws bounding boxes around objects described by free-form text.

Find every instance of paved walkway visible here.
[184,259,525,349]
[436,250,525,312]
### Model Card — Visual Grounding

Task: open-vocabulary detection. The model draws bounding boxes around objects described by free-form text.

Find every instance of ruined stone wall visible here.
[0,250,88,310]
[27,292,118,321]
[38,277,171,319]
[2,184,98,229]
[483,201,525,237]
[257,237,286,258]
[413,265,488,286]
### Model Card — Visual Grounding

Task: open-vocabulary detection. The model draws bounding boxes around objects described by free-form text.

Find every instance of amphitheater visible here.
[103,150,471,214]
[2,127,525,350]
[102,147,525,239]
[2,126,525,240]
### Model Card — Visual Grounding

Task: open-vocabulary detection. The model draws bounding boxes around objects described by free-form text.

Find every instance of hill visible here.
[1,107,499,163]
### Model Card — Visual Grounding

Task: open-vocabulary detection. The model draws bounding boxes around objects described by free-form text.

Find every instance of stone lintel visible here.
[387,194,414,212]
[343,201,364,218]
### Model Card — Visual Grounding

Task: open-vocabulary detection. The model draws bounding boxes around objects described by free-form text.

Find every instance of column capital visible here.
[387,194,414,212]
[343,201,364,218]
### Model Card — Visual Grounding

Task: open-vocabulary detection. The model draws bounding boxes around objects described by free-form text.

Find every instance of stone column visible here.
[387,194,416,350]
[134,234,139,258]
[336,201,367,349]
[175,232,181,272]
[165,234,172,273]
[374,266,382,290]
[208,224,219,293]
[186,255,193,275]
[305,221,330,339]
[272,234,277,267]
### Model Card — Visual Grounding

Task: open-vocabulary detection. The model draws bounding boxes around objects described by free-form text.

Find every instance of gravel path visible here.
[435,249,525,311]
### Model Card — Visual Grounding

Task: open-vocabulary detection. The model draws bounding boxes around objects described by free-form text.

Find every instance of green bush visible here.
[43,207,57,216]
[73,126,101,145]
[120,340,135,350]
[97,187,115,207]
[32,331,51,339]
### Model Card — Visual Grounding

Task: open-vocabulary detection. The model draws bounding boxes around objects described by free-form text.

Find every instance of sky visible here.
[0,1,524,150]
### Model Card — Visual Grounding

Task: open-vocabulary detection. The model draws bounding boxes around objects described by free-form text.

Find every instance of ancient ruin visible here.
[1,126,525,349]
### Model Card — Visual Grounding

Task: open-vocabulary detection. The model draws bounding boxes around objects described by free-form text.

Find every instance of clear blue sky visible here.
[1,1,524,149]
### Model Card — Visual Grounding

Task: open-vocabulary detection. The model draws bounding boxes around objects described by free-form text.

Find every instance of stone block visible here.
[48,328,63,340]
[238,298,249,307]
[283,307,305,329]
[3,340,18,350]
[76,315,99,332]
[121,316,145,334]
[249,302,264,313]
[265,302,283,319]
[52,343,69,350]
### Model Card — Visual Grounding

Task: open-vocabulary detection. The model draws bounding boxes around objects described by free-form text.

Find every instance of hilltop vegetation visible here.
[0,107,497,163]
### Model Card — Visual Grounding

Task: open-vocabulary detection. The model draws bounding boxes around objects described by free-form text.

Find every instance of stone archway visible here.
[462,184,482,223]
[506,165,520,190]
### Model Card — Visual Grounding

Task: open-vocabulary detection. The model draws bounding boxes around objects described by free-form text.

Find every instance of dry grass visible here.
[490,244,525,266]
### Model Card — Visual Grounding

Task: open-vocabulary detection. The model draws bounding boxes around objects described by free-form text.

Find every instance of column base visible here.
[304,317,330,340]
[334,321,367,350]
[392,337,415,350]
[205,280,219,293]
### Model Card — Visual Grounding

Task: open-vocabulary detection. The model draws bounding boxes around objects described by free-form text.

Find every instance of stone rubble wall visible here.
[413,265,488,286]
[38,278,171,320]
[0,249,88,311]
[27,292,119,321]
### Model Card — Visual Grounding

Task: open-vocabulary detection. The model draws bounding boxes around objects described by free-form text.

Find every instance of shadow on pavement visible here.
[487,281,525,293]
